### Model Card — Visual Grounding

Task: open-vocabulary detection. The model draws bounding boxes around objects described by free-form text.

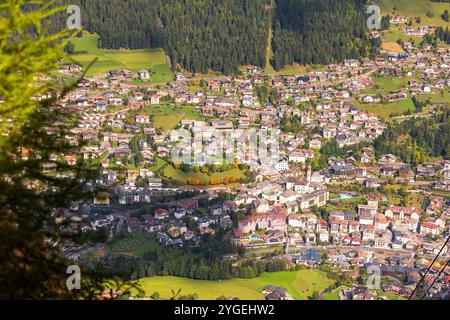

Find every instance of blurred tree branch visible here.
[0,0,139,299]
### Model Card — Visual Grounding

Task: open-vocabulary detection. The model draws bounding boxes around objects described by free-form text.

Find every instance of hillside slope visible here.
[58,0,370,73]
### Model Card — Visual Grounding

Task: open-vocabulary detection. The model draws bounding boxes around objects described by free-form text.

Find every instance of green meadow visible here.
[163,165,246,185]
[378,0,450,47]
[362,75,410,95]
[322,286,348,300]
[66,32,173,83]
[143,105,204,132]
[382,26,423,44]
[377,0,450,27]
[355,97,415,120]
[134,269,335,300]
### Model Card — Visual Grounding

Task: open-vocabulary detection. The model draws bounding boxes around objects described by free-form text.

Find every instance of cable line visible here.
[408,235,450,300]
[419,256,450,300]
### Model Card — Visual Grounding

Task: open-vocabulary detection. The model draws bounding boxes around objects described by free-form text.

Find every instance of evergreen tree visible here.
[0,0,137,299]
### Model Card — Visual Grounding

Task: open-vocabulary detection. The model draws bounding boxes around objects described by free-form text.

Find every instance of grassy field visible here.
[376,0,450,27]
[356,74,416,119]
[109,233,162,256]
[135,269,335,300]
[356,73,450,120]
[148,157,247,186]
[163,165,246,184]
[382,26,424,44]
[143,105,203,132]
[355,97,415,120]
[322,286,348,300]
[66,33,173,82]
[264,32,276,74]
[263,0,276,75]
[271,63,327,76]
[363,76,410,95]
[381,41,405,54]
[405,193,425,209]
[148,157,168,172]
[324,196,362,213]
[417,90,450,104]
[153,114,187,131]
[79,232,163,260]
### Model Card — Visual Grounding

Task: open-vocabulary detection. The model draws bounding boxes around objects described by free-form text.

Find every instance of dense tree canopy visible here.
[374,108,450,163]
[55,0,370,73]
[271,0,369,69]
[0,0,133,299]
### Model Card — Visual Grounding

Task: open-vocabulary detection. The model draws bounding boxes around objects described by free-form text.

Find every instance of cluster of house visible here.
[44,34,450,288]
[294,248,449,299]
[126,197,235,248]
[46,41,449,208]
[405,25,437,37]
[326,156,450,190]
[231,187,449,252]
[262,286,293,300]
[359,48,449,104]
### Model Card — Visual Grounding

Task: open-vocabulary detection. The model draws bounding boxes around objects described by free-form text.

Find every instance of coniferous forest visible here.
[57,0,370,73]
[373,109,450,163]
[271,0,369,69]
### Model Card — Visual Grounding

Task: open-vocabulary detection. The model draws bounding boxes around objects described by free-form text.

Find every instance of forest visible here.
[95,230,289,281]
[373,108,450,163]
[271,0,369,69]
[435,27,450,45]
[55,0,370,73]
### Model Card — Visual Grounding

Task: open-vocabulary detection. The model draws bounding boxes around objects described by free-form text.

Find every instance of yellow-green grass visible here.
[148,157,168,173]
[417,90,450,104]
[376,0,450,27]
[153,114,187,131]
[107,232,162,256]
[134,270,335,300]
[66,33,173,82]
[79,232,162,260]
[322,286,348,300]
[145,105,202,115]
[354,97,415,120]
[362,75,410,95]
[324,196,364,213]
[382,26,424,44]
[381,41,405,54]
[386,194,403,206]
[271,63,326,76]
[377,291,407,300]
[405,193,425,209]
[163,166,246,184]
[142,105,203,132]
[263,14,276,75]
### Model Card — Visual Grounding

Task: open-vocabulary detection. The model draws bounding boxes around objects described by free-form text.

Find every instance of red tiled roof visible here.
[422,222,438,229]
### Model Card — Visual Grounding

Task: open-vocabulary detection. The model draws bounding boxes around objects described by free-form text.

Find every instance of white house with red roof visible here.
[384,205,421,221]
[420,222,440,236]
[154,208,170,220]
